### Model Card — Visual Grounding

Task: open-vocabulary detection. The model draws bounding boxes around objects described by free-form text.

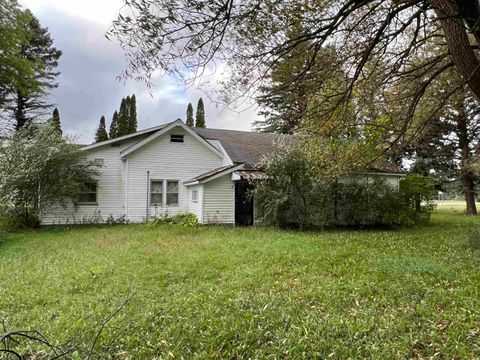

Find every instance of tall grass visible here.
[1,211,480,358]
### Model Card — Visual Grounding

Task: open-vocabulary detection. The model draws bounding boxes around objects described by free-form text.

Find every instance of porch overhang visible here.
[184,164,245,186]
[232,170,268,181]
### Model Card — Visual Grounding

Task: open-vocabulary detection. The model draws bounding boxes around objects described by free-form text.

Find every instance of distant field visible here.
[434,200,480,213]
[1,211,480,358]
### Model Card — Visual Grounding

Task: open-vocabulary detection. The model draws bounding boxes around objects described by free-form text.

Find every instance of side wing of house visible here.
[40,136,151,225]
[202,175,235,224]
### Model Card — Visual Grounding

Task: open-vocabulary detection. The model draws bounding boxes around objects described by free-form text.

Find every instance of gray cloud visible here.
[21,3,259,144]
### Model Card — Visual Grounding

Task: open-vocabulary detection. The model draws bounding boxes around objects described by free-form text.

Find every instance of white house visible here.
[40,119,404,226]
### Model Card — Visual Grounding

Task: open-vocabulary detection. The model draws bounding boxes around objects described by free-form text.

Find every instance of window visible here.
[78,182,97,203]
[93,158,104,167]
[166,181,179,205]
[150,180,163,205]
[191,190,198,203]
[170,134,184,143]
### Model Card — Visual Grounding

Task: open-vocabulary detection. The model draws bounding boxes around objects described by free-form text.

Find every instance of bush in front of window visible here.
[0,123,100,230]
[148,213,199,227]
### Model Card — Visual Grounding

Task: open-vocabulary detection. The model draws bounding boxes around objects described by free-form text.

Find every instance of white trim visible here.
[165,179,180,207]
[233,180,236,227]
[76,180,98,205]
[191,189,199,203]
[208,140,233,165]
[201,184,205,224]
[82,123,170,151]
[366,172,406,177]
[120,120,223,159]
[217,142,233,165]
[185,181,200,186]
[184,164,245,186]
[150,179,164,206]
[125,158,129,217]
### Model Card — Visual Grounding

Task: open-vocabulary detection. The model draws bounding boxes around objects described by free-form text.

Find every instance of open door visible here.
[235,180,254,226]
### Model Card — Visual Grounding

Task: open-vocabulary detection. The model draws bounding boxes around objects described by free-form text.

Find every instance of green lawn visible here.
[1,211,480,358]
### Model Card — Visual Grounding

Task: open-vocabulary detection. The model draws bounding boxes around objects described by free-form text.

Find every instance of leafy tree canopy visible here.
[0,122,99,227]
[109,0,480,164]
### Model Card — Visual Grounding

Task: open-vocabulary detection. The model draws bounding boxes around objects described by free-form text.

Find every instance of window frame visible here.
[166,180,179,206]
[77,181,98,205]
[191,189,198,203]
[150,180,164,206]
[170,134,185,143]
[93,158,104,167]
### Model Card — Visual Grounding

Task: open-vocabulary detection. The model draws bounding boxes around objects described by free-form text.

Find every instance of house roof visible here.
[184,164,244,185]
[82,122,170,150]
[192,127,403,174]
[193,127,280,166]
[82,120,403,175]
[119,120,223,159]
[369,159,404,175]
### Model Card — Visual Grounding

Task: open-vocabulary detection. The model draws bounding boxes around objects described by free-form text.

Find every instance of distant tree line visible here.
[95,94,137,142]
[95,94,207,144]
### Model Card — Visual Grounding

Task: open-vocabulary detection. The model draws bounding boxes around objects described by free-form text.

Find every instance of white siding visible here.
[126,126,224,222]
[40,136,150,225]
[339,174,402,190]
[203,175,235,224]
[384,175,401,190]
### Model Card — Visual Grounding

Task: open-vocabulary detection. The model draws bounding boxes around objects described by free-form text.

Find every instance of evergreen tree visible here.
[195,98,206,128]
[117,97,130,136]
[401,76,480,215]
[186,102,194,127]
[255,23,337,133]
[95,115,108,142]
[10,10,62,131]
[0,1,37,126]
[109,111,119,139]
[128,94,137,133]
[48,107,62,135]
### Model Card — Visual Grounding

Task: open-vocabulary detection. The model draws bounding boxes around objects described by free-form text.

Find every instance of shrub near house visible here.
[255,148,435,229]
[0,123,98,230]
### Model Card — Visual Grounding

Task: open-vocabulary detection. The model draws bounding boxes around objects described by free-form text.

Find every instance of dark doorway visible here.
[235,180,254,226]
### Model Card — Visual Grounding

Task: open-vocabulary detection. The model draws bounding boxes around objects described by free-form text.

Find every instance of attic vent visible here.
[170,134,184,143]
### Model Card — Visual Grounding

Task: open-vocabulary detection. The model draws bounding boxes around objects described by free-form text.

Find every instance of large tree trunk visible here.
[456,94,477,214]
[15,90,27,131]
[429,0,480,100]
[455,0,480,44]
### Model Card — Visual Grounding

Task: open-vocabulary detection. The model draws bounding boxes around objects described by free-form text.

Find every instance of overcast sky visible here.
[19,0,260,144]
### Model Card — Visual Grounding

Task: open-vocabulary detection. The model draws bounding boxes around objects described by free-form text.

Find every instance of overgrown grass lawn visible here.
[1,211,480,358]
